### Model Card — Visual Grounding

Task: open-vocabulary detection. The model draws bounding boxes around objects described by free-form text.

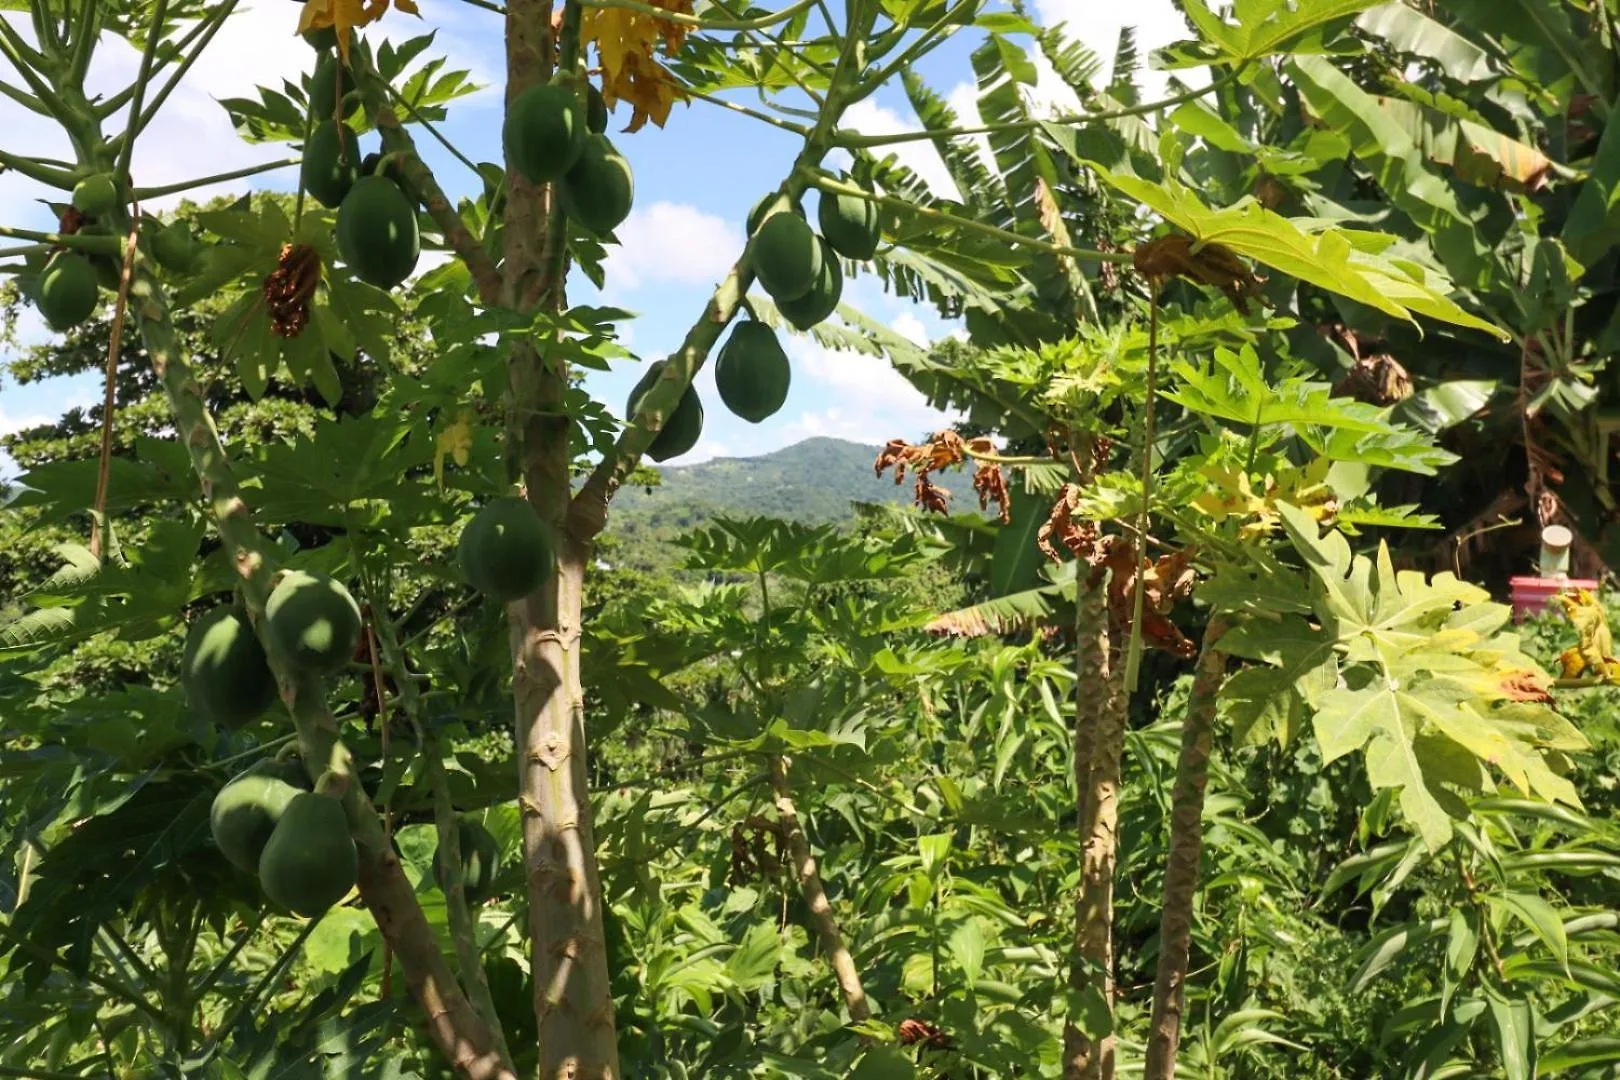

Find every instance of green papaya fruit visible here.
[210,760,311,874]
[714,320,791,423]
[183,605,278,726]
[817,180,881,261]
[358,151,407,186]
[308,53,359,120]
[586,83,609,134]
[150,222,197,273]
[92,252,122,292]
[71,174,119,217]
[264,570,362,675]
[503,82,586,184]
[776,236,842,330]
[431,819,501,905]
[746,192,803,237]
[258,792,357,916]
[301,120,361,209]
[336,175,420,289]
[559,134,634,236]
[457,496,556,603]
[749,211,821,302]
[626,360,703,462]
[37,252,99,331]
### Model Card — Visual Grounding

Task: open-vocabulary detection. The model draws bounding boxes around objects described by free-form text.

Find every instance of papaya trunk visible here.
[1143,617,1230,1080]
[1065,574,1122,1080]
[770,755,872,1021]
[502,2,620,1075]
[131,263,516,1080]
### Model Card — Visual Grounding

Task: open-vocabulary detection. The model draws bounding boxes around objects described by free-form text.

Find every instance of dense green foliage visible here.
[4,2,1620,1079]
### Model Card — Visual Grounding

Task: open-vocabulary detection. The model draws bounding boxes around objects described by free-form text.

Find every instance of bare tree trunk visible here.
[1065,577,1121,1080]
[502,1,620,1075]
[1144,617,1229,1080]
[771,756,873,1022]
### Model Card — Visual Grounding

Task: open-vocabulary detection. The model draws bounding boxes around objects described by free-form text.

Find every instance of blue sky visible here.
[0,0,1190,471]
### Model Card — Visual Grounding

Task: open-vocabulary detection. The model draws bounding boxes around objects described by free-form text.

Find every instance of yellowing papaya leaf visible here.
[1266,503,1589,848]
[1553,589,1620,683]
[434,409,473,489]
[1074,158,1508,341]
[581,0,693,132]
[298,0,420,60]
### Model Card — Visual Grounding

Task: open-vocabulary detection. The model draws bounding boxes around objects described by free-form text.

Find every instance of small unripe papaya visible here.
[308,53,359,120]
[626,360,703,462]
[264,570,362,675]
[336,175,420,289]
[458,496,556,603]
[71,174,119,217]
[586,83,609,134]
[301,120,361,209]
[746,193,803,237]
[817,180,882,261]
[503,83,586,184]
[750,211,821,302]
[210,760,311,874]
[258,793,357,916]
[559,134,634,237]
[182,605,278,726]
[37,253,99,331]
[715,321,791,423]
[150,222,197,273]
[776,236,843,330]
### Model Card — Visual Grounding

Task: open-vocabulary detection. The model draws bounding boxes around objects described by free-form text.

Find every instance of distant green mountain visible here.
[609,437,978,527]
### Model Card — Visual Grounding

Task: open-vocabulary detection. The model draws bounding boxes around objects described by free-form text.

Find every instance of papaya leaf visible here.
[1167,0,1383,67]
[1071,157,1507,340]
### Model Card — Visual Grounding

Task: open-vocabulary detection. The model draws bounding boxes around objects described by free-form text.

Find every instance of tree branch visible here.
[770,755,873,1021]
[352,56,503,304]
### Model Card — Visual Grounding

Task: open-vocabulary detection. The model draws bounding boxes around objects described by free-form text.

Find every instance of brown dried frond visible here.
[1101,541,1200,659]
[1335,351,1413,405]
[1133,233,1262,314]
[1037,484,1099,564]
[973,462,1011,523]
[898,1019,952,1049]
[57,206,91,235]
[263,243,321,339]
[916,474,951,516]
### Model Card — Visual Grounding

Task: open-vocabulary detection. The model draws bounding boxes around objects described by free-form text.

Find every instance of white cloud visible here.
[607,202,744,291]
[786,336,954,439]
[892,312,930,347]
[840,99,958,200]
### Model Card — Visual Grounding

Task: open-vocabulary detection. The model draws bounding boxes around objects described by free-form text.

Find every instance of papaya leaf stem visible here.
[805,172,1134,265]
[119,0,239,147]
[0,224,120,254]
[687,86,813,135]
[115,0,169,183]
[130,157,301,201]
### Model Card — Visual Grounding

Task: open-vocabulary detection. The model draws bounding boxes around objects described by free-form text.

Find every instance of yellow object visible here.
[1554,589,1620,683]
[297,0,419,61]
[580,0,693,132]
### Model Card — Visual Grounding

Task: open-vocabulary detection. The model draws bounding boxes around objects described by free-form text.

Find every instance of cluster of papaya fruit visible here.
[28,172,197,333]
[503,77,634,237]
[298,47,421,290]
[622,179,883,462]
[195,554,506,913]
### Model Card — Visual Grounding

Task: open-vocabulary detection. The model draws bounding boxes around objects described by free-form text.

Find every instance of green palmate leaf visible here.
[1272,503,1589,848]
[1073,158,1507,339]
[1170,0,1381,66]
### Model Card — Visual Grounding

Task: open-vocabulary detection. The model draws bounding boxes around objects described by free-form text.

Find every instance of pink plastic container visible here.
[1509,576,1601,622]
